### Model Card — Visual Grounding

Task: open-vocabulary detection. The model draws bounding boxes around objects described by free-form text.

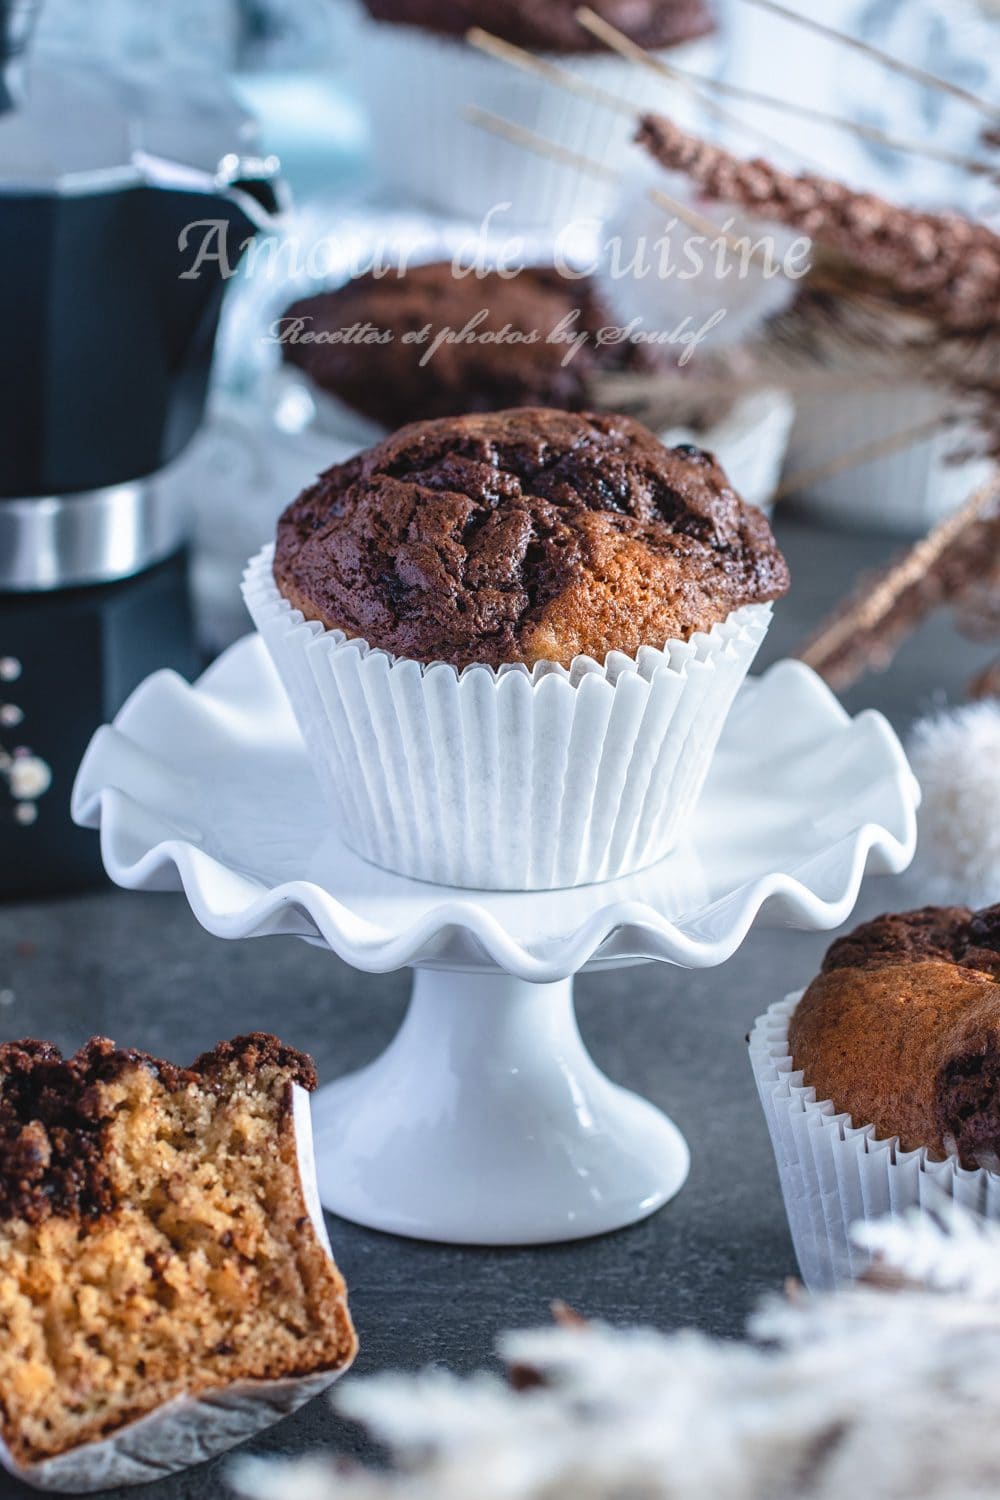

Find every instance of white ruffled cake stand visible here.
[73,636,918,1245]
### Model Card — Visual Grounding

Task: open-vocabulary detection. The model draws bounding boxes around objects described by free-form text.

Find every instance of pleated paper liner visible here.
[750,993,1000,1293]
[352,6,718,230]
[785,382,993,537]
[243,545,771,890]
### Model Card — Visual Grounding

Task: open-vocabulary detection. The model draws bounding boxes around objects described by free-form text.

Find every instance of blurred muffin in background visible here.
[279,261,647,438]
[346,0,718,227]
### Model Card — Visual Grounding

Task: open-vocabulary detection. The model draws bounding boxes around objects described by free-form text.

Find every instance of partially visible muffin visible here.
[789,904,1000,1166]
[281,263,647,433]
[273,407,790,670]
[360,0,715,53]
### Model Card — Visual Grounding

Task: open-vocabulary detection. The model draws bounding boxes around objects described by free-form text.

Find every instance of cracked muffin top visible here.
[820,905,1000,982]
[789,905,1000,1167]
[281,263,649,433]
[273,407,790,669]
[360,0,715,54]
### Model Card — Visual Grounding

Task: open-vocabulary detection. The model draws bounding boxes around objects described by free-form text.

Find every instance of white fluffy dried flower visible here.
[231,1211,1000,1500]
[907,700,1000,909]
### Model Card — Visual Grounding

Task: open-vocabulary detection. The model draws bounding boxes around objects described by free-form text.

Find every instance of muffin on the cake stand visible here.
[73,410,918,1245]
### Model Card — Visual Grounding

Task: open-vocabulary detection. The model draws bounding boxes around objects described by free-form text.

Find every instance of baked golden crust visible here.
[274,408,790,669]
[789,905,1000,1164]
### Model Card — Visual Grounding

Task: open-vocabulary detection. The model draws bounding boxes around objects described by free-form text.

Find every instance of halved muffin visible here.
[0,1033,356,1471]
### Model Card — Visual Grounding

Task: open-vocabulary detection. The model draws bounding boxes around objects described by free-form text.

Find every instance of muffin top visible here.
[789,904,1000,1166]
[273,407,789,670]
[820,904,1000,981]
[361,0,715,53]
[281,263,647,432]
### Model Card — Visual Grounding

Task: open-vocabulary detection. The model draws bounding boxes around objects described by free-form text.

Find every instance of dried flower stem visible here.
[802,475,1000,679]
[574,6,994,175]
[572,7,815,166]
[672,67,997,177]
[462,104,620,181]
[773,414,951,502]
[462,105,763,260]
[466,27,634,117]
[970,658,1000,700]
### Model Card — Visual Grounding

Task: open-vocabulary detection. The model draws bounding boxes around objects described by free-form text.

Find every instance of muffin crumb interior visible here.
[0,1035,355,1465]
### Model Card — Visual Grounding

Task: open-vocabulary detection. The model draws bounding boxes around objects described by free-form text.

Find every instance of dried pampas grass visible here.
[231,1209,1000,1500]
[907,699,1000,909]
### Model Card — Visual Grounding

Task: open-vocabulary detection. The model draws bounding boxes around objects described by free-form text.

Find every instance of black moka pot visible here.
[0,0,283,897]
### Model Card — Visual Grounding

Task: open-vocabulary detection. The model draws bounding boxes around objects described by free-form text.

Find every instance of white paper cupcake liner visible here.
[784,382,993,537]
[1,1087,354,1493]
[243,545,771,890]
[352,7,718,229]
[749,993,1000,1294]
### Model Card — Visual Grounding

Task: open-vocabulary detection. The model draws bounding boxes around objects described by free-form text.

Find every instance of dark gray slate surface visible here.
[0,513,991,1498]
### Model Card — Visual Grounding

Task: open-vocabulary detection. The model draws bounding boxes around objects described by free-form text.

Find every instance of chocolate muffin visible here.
[273,407,790,670]
[281,263,647,432]
[361,0,715,54]
[789,904,1000,1167]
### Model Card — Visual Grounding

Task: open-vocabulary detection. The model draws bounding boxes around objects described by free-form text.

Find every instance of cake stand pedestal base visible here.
[311,969,690,1245]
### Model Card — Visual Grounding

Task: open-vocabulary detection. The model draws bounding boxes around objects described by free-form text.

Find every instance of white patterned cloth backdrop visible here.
[32,0,342,72]
[718,0,1000,215]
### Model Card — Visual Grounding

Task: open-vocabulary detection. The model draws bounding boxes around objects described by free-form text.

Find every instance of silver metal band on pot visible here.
[0,480,187,590]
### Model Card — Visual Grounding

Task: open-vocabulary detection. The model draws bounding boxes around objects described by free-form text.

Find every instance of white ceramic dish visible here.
[244,546,773,890]
[72,636,917,1244]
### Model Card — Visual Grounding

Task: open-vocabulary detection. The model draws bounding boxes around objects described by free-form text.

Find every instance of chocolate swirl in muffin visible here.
[790,905,1000,1168]
[274,407,789,670]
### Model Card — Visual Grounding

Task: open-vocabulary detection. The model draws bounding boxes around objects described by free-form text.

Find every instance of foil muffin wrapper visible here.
[349,3,717,230]
[243,544,772,891]
[749,993,1000,1294]
[1,1087,355,1493]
